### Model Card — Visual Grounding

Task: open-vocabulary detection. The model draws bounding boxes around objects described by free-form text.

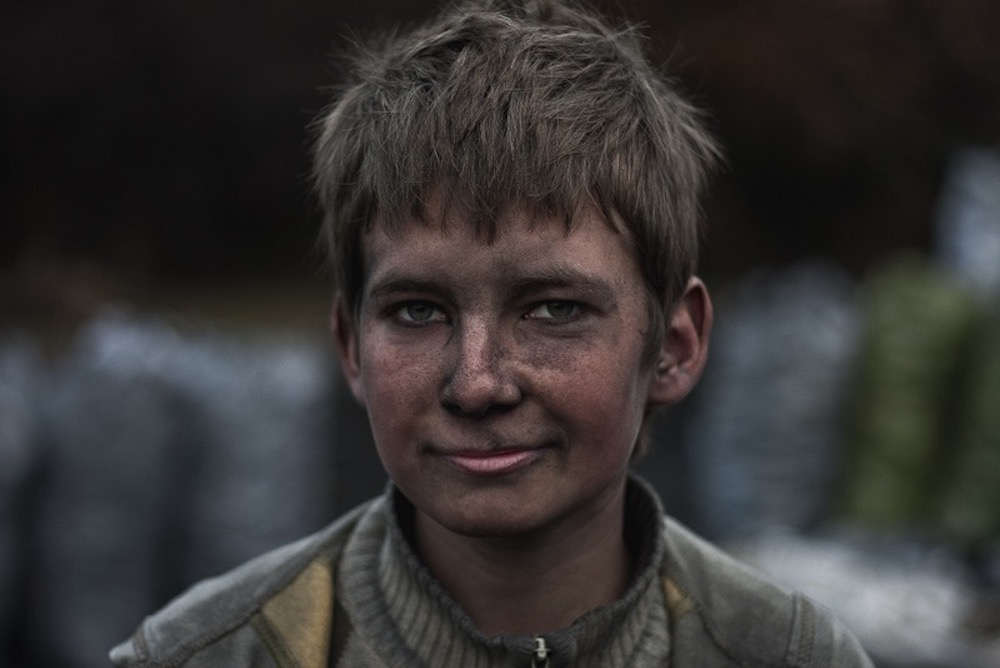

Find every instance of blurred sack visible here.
[685,261,861,539]
[21,308,365,667]
[839,255,983,528]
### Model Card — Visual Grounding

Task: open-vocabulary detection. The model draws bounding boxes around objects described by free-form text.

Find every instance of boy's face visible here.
[336,203,701,538]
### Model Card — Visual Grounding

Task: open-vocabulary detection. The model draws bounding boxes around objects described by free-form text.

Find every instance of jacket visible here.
[111,478,873,667]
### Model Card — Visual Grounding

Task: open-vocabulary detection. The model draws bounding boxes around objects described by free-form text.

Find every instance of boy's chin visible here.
[439,516,546,539]
[417,498,560,541]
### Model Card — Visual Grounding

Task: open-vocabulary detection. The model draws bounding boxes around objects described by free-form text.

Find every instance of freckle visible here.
[524,344,570,371]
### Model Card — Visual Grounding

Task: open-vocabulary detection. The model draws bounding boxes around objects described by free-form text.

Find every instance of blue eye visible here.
[527,301,580,320]
[397,302,445,324]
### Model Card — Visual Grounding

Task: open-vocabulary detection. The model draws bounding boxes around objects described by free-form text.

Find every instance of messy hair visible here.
[313,0,719,362]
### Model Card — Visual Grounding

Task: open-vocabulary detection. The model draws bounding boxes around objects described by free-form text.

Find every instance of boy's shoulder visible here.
[110,490,872,668]
[659,516,873,667]
[109,500,375,667]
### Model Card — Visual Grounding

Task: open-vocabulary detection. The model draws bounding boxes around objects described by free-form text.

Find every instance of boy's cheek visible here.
[360,343,440,406]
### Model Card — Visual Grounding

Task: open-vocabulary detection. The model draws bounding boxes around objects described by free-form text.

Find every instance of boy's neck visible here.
[411,485,633,636]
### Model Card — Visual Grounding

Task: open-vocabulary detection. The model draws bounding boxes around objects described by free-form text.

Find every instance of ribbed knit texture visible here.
[335,478,672,667]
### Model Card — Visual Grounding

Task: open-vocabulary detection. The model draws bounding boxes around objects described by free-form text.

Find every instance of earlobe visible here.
[647,277,713,406]
[331,297,366,405]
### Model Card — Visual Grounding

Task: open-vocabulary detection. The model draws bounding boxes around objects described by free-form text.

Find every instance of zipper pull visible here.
[531,636,550,668]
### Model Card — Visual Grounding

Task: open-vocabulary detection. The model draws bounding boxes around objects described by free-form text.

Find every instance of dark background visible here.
[3,0,998,339]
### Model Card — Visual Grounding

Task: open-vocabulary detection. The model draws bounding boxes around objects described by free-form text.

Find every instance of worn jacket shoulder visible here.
[110,501,373,667]
[661,517,872,667]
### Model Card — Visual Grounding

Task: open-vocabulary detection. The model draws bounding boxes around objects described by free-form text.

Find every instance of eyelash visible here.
[524,300,582,322]
[388,299,584,327]
[392,301,448,325]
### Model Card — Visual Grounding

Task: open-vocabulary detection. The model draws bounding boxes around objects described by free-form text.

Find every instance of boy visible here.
[112,1,872,665]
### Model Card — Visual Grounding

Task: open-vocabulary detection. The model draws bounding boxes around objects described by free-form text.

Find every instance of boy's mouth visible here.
[439,448,544,476]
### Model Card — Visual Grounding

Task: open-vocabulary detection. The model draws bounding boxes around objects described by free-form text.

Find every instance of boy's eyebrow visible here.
[365,266,617,304]
[365,273,450,302]
[504,266,616,303]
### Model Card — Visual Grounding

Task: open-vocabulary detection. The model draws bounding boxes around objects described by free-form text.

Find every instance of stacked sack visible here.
[839,254,982,530]
[842,146,1000,548]
[21,309,378,668]
[933,147,1000,547]
[0,336,46,665]
[684,261,861,540]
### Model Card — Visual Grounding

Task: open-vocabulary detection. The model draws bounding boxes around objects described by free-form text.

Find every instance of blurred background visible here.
[2,0,999,665]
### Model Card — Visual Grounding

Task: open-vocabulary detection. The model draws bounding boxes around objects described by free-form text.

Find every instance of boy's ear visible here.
[331,296,366,406]
[647,277,713,406]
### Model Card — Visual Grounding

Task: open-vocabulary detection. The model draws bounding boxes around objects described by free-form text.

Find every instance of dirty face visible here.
[338,203,674,538]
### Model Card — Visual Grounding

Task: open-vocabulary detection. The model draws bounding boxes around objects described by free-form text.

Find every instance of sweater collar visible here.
[340,476,670,667]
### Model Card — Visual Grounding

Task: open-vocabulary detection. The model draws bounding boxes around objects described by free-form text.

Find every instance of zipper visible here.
[531,636,550,668]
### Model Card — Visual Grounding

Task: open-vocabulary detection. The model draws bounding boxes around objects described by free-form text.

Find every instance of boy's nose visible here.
[441,322,521,417]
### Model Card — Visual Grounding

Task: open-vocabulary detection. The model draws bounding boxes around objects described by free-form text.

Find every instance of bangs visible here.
[313,0,719,317]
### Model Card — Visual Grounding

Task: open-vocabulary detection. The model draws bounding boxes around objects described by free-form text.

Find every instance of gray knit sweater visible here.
[111,478,873,667]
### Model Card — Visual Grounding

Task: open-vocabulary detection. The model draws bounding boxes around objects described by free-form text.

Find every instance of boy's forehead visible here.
[358,201,644,292]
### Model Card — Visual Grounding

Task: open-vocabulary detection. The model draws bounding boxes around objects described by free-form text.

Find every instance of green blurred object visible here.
[937,311,1000,545]
[841,254,982,529]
